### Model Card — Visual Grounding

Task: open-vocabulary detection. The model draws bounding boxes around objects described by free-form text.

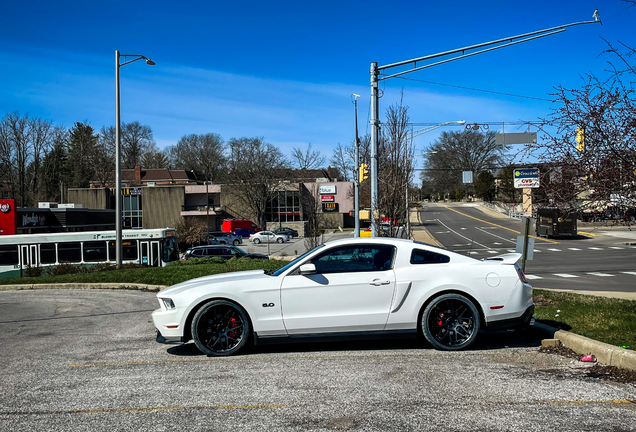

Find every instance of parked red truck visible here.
[221,219,260,233]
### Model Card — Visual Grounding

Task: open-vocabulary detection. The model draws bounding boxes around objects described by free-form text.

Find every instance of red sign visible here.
[0,199,16,235]
[321,195,335,202]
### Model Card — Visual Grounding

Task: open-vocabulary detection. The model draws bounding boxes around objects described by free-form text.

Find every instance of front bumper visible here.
[152,307,184,344]
[156,330,183,344]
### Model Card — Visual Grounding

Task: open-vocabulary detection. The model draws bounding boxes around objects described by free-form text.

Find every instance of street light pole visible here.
[368,14,601,237]
[115,50,155,268]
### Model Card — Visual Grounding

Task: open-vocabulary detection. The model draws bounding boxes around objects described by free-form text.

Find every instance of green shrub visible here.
[24,265,43,278]
[46,263,89,276]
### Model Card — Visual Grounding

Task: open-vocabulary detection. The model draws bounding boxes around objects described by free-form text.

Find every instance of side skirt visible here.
[253,329,418,346]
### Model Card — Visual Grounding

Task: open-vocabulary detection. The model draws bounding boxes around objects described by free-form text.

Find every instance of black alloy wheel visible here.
[421,293,480,351]
[192,300,250,356]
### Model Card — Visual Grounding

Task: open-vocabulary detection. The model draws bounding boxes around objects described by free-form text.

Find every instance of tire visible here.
[192,300,251,357]
[276,238,283,244]
[421,293,480,351]
[233,239,240,246]
[254,238,261,244]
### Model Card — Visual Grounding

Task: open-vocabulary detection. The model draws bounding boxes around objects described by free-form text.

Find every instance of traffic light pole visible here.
[368,15,601,238]
[353,94,361,238]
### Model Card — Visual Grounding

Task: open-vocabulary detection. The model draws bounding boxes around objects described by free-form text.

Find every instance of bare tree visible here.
[167,133,226,181]
[174,217,208,248]
[226,137,290,228]
[422,130,505,200]
[121,121,154,169]
[378,97,415,237]
[302,183,324,250]
[291,143,326,171]
[330,142,353,181]
[141,142,169,168]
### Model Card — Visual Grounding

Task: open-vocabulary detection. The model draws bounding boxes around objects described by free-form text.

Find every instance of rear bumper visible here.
[484,305,535,331]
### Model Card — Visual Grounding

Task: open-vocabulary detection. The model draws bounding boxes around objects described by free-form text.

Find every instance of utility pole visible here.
[368,14,601,237]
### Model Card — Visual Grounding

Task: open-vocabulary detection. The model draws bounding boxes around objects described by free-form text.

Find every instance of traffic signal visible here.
[359,163,369,182]
[576,126,585,152]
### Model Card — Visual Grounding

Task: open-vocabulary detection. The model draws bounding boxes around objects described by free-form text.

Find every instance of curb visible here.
[533,322,636,372]
[0,283,167,292]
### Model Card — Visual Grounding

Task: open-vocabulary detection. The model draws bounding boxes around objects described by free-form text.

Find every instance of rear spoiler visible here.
[482,253,521,265]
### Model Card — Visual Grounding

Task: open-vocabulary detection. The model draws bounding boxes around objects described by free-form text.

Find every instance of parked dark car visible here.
[234,228,256,238]
[182,245,268,261]
[273,227,299,238]
[208,231,243,246]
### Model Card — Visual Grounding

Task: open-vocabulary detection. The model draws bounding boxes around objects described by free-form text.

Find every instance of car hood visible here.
[158,270,268,297]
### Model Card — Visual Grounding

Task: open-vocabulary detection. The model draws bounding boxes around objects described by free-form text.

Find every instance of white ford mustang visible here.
[152,238,534,356]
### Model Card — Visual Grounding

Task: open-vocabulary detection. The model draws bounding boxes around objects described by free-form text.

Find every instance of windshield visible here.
[233,247,248,257]
[271,244,326,276]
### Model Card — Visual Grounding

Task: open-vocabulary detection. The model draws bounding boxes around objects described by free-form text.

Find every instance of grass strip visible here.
[534,289,636,350]
[0,258,287,287]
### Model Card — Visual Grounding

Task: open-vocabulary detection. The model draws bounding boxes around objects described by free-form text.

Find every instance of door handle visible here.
[369,279,391,286]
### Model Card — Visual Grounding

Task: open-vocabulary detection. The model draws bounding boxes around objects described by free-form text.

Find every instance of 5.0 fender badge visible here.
[262,303,275,308]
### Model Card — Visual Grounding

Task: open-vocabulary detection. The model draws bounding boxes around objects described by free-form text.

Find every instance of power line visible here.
[393,76,553,102]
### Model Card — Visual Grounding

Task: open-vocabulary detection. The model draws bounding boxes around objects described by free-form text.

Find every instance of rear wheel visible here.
[192,300,250,356]
[233,239,240,246]
[421,293,480,351]
[254,238,261,244]
[277,238,283,243]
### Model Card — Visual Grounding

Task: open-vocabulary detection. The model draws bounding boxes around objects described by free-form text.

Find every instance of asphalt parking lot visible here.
[1,289,635,432]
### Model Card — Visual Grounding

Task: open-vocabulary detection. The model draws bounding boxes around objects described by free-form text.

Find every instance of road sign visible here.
[513,168,540,188]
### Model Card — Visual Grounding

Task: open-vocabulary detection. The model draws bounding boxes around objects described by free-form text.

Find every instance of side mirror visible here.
[298,263,316,275]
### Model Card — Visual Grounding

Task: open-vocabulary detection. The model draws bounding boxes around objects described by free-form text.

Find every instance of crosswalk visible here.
[454,245,634,255]
[526,271,636,280]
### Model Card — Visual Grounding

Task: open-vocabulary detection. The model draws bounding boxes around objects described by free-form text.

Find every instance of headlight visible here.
[160,297,176,310]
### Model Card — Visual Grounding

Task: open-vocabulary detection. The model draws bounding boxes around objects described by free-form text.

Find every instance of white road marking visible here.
[567,248,582,251]
[553,273,579,278]
[608,246,624,249]
[435,231,450,234]
[588,247,604,250]
[460,228,467,230]
[434,219,489,249]
[587,272,614,277]
[493,242,502,245]
[507,249,516,253]
[548,248,561,252]
[621,272,636,276]
[468,251,479,255]
[533,249,541,252]
[486,250,498,254]
[526,275,543,280]
[474,227,517,245]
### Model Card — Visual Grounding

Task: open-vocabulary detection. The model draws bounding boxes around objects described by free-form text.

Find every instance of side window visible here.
[410,249,450,264]
[0,245,18,265]
[83,241,107,262]
[192,249,205,257]
[219,248,233,256]
[40,244,56,264]
[310,246,394,274]
[58,242,81,263]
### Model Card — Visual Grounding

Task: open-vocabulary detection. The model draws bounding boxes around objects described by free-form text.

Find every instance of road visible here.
[418,202,636,295]
[1,289,635,431]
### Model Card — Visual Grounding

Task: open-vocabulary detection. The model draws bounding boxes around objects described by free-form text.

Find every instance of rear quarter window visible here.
[410,249,450,264]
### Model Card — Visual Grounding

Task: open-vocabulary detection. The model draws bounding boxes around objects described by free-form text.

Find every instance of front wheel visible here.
[192,300,251,356]
[233,239,240,246]
[421,293,480,351]
[276,238,283,243]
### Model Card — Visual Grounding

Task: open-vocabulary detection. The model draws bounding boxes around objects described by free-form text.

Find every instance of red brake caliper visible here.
[228,317,238,338]
[437,312,445,326]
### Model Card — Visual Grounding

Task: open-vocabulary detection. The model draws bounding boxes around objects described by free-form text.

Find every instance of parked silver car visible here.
[248,230,290,244]
[208,231,243,246]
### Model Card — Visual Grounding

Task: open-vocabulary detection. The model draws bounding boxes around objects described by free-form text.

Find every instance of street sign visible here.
[462,171,473,184]
[513,168,540,188]
[496,132,537,145]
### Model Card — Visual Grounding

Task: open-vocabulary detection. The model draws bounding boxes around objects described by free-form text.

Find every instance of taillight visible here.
[515,263,529,284]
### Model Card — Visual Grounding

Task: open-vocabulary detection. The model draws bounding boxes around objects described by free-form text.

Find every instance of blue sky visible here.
[0,1,633,164]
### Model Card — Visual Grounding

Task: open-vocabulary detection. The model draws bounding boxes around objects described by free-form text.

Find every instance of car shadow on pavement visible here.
[165,330,541,357]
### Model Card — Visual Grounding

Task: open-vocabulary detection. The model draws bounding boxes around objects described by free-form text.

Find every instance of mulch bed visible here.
[539,346,636,384]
